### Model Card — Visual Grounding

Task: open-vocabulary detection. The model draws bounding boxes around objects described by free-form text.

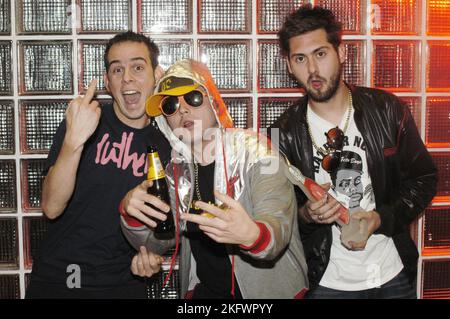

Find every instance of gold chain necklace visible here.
[193,162,202,201]
[307,89,353,156]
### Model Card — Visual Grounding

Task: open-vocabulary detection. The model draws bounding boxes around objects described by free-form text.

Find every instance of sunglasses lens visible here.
[326,127,344,150]
[161,96,179,116]
[322,152,341,173]
[184,90,204,107]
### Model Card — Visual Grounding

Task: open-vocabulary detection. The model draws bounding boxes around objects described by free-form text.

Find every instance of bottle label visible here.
[147,153,165,180]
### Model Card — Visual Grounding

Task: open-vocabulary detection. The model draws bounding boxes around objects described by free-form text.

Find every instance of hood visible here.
[146,59,234,161]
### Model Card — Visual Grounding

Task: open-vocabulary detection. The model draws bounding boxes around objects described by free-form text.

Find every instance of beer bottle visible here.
[146,145,175,239]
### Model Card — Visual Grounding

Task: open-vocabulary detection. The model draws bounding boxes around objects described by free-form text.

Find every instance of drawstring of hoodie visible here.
[221,134,235,299]
[161,164,180,290]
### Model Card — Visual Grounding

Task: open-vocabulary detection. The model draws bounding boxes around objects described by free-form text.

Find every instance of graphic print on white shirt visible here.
[331,150,373,211]
[307,104,403,291]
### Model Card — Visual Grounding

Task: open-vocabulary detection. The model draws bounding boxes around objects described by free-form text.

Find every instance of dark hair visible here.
[278,4,342,56]
[104,31,159,71]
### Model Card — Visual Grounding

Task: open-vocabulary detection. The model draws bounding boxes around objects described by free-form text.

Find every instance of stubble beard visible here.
[300,64,343,103]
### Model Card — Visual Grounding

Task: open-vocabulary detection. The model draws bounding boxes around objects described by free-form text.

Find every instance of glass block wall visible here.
[0,0,449,299]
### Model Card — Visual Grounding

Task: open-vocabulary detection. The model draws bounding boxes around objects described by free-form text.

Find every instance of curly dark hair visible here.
[104,31,159,71]
[278,4,342,56]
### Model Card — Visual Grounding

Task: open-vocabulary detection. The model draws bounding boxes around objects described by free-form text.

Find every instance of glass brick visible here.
[21,159,46,212]
[426,98,450,148]
[0,0,11,34]
[0,41,12,95]
[223,97,252,129]
[19,41,73,94]
[257,0,306,34]
[0,160,16,213]
[139,0,192,34]
[422,259,450,299]
[0,100,14,154]
[17,0,70,34]
[19,100,67,154]
[0,275,20,299]
[147,248,180,299]
[315,0,363,34]
[147,266,180,299]
[199,40,251,92]
[370,0,419,35]
[423,206,450,255]
[431,152,450,202]
[79,40,107,92]
[427,0,450,36]
[399,96,421,134]
[258,40,299,92]
[199,0,251,33]
[343,40,365,87]
[372,41,419,92]
[153,40,193,71]
[23,216,49,269]
[258,97,298,129]
[427,41,450,92]
[79,0,130,33]
[0,218,18,269]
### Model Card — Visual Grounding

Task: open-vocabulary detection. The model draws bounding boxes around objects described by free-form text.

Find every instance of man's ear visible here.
[286,58,293,74]
[338,43,346,64]
[154,65,164,82]
[103,73,110,93]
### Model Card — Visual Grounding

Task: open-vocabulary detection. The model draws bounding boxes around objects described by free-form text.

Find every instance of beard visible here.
[299,64,343,103]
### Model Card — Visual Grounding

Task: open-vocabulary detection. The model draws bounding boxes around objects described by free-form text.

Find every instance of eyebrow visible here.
[290,46,330,58]
[109,57,148,66]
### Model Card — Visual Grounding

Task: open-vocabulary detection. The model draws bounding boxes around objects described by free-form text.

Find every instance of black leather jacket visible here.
[270,84,438,289]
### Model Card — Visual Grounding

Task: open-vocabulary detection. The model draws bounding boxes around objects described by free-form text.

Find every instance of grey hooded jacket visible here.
[121,59,308,299]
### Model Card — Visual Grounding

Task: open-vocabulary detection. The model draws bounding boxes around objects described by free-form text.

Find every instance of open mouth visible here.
[122,90,141,105]
[310,79,323,90]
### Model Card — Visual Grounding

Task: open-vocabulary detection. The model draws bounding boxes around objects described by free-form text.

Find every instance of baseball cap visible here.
[146,76,200,117]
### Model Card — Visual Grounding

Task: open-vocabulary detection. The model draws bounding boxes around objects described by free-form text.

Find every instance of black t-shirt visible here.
[31,103,171,291]
[187,162,241,299]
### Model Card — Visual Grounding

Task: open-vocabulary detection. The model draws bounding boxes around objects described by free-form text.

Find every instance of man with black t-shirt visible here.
[26,31,171,299]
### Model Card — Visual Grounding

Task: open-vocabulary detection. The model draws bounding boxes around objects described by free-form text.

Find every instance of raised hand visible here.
[65,79,101,150]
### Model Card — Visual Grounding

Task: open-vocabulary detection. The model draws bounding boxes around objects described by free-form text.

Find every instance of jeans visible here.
[306,269,417,299]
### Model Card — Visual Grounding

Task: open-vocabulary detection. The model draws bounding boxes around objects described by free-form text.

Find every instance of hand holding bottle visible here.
[123,179,171,228]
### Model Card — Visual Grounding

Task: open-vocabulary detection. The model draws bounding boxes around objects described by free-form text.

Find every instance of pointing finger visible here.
[180,212,220,227]
[194,200,228,221]
[82,78,98,103]
[214,191,242,212]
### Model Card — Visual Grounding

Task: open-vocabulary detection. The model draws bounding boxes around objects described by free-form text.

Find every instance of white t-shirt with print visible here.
[307,105,404,291]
